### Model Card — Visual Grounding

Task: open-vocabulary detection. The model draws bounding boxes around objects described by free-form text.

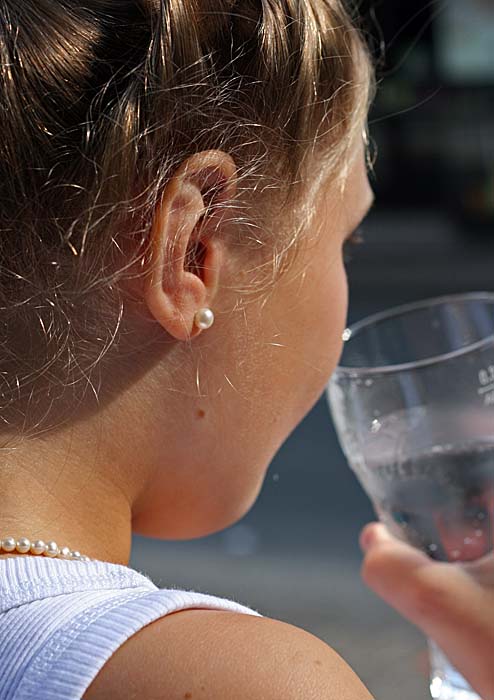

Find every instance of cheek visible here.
[314,257,349,377]
[334,262,349,361]
[283,255,349,421]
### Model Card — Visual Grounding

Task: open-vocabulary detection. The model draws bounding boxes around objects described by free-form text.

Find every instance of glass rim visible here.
[335,291,494,377]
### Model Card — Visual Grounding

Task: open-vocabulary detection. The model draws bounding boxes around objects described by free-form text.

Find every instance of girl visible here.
[0,2,492,699]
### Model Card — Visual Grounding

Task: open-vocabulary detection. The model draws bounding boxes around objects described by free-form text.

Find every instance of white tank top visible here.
[0,554,262,699]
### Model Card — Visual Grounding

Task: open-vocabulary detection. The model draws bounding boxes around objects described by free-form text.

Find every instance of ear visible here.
[144,150,237,342]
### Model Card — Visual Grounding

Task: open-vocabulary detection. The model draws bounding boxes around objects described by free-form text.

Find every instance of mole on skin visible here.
[184,693,192,699]
[196,409,206,419]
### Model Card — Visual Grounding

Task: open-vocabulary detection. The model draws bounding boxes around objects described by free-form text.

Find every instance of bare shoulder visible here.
[83,609,372,700]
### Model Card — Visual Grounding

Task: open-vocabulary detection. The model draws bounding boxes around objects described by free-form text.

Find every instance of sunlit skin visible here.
[1,129,493,700]
[0,138,374,565]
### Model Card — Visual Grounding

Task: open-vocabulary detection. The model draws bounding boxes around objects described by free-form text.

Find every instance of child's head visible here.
[0,1,374,555]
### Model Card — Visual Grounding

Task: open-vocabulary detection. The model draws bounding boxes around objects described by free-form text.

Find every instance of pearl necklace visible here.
[0,536,92,561]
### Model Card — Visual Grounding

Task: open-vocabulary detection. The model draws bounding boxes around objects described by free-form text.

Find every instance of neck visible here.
[0,479,133,565]
[0,425,137,567]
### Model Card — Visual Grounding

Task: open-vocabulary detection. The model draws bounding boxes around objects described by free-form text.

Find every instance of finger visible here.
[360,522,422,555]
[361,522,494,589]
[360,523,442,623]
[360,523,482,625]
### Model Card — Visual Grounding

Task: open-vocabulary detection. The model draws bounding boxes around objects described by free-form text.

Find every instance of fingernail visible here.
[360,523,380,552]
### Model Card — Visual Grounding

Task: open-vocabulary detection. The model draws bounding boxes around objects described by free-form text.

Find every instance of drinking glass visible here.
[326,292,494,700]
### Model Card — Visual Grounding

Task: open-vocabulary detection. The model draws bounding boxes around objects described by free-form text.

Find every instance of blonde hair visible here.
[0,0,374,436]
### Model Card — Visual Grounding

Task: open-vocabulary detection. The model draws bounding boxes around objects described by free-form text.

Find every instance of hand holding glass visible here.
[326,293,494,700]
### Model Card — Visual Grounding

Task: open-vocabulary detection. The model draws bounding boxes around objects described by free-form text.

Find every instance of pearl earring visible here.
[194,308,215,330]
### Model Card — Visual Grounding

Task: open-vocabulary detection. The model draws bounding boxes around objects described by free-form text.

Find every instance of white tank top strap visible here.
[0,555,262,700]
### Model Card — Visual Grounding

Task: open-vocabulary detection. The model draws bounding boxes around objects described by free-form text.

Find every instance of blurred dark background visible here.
[130,4,494,699]
[361,0,494,231]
